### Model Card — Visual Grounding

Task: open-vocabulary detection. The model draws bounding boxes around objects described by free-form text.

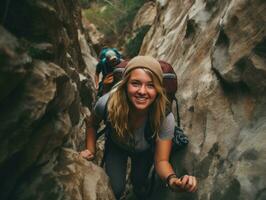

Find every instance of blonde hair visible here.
[107,68,168,138]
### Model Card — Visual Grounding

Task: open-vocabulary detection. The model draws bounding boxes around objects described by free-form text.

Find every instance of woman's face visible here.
[127,68,158,112]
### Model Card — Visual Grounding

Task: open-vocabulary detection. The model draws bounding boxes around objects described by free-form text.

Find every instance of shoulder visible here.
[158,112,175,140]
[162,112,175,125]
[94,92,110,118]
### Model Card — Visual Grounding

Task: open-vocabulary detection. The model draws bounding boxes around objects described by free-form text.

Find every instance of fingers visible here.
[180,175,197,192]
[185,176,197,192]
[79,149,95,161]
[171,178,182,186]
[86,154,95,160]
[169,175,197,193]
[191,176,197,192]
[180,175,188,189]
[169,177,184,192]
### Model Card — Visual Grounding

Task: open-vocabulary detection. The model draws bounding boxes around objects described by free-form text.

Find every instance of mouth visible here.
[134,96,148,103]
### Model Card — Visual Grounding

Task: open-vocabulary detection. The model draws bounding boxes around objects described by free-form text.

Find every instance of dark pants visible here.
[104,139,153,199]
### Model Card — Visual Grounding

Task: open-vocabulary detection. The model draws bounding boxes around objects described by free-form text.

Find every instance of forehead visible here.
[128,68,153,82]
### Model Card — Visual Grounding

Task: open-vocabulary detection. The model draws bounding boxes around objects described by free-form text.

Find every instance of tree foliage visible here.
[83,0,148,47]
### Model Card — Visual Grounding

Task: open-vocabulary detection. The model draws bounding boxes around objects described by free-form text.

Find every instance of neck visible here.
[129,108,148,118]
[128,108,149,130]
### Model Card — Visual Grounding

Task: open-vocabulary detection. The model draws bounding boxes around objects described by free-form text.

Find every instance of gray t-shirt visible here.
[94,93,175,152]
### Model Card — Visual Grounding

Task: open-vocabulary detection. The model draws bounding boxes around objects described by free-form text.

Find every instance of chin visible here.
[133,103,150,111]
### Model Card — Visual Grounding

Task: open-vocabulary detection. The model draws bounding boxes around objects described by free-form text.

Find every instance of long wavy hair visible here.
[107,68,168,138]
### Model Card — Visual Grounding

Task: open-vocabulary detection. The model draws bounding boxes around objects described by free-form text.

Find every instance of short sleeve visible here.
[158,112,175,140]
[94,93,110,119]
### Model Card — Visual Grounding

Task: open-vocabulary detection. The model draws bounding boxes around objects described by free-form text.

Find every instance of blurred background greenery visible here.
[81,0,151,57]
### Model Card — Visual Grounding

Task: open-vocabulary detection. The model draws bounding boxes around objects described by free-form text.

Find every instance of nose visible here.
[137,84,147,94]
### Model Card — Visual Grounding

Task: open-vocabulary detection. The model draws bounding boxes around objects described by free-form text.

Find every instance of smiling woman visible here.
[80,55,197,199]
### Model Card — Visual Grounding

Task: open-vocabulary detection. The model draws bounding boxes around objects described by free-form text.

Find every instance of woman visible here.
[80,56,197,199]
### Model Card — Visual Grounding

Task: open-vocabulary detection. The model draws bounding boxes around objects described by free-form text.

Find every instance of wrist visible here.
[165,173,177,188]
[85,148,95,155]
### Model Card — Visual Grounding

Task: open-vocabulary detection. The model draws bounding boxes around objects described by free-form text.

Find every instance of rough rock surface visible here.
[0,0,114,199]
[140,0,266,200]
[123,1,157,57]
[10,148,114,200]
[82,14,104,54]
[132,1,157,32]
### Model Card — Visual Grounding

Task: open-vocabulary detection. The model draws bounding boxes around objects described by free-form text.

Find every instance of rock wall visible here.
[140,0,266,200]
[0,0,114,199]
[123,1,157,58]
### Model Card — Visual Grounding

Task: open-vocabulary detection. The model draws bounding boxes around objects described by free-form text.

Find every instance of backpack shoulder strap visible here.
[172,96,180,127]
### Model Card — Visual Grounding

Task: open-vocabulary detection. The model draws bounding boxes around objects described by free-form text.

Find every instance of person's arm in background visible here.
[154,139,197,192]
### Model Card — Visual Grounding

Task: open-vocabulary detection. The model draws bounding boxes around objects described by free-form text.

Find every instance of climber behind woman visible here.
[95,47,122,97]
[80,55,197,199]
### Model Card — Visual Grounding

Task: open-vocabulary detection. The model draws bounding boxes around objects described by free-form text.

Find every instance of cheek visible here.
[126,84,136,100]
[127,84,133,95]
[149,89,158,100]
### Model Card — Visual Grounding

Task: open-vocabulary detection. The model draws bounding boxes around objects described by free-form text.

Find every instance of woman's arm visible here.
[154,138,197,192]
[80,113,100,160]
[80,93,109,160]
[154,139,175,178]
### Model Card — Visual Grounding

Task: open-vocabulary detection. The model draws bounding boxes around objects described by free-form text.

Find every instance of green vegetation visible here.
[83,0,149,49]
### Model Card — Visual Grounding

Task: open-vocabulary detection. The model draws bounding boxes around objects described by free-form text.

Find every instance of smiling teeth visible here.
[135,96,146,100]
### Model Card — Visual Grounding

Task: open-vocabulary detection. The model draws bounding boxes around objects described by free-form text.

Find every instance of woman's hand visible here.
[169,175,197,193]
[79,149,95,161]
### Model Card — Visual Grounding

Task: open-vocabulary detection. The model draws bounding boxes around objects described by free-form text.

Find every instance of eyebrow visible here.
[130,79,154,83]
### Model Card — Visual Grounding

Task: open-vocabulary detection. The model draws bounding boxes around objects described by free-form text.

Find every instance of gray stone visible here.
[140,0,266,199]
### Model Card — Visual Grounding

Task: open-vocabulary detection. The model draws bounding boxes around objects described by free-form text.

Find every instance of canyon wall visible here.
[140,0,266,199]
[0,0,114,199]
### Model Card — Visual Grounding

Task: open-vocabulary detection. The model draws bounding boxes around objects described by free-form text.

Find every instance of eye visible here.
[130,81,140,87]
[146,83,155,89]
